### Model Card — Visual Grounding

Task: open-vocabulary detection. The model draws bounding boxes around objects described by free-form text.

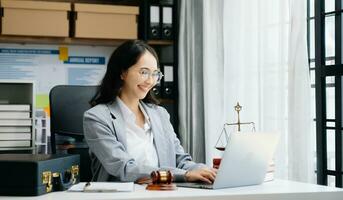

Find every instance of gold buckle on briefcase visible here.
[42,171,53,193]
[71,165,79,184]
[41,165,79,193]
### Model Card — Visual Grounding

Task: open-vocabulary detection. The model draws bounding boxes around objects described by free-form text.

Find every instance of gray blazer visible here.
[83,99,205,182]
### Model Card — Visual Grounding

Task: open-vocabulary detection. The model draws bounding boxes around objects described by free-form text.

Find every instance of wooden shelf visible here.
[26,0,141,6]
[159,98,175,104]
[147,40,173,46]
[0,35,128,46]
[0,35,174,46]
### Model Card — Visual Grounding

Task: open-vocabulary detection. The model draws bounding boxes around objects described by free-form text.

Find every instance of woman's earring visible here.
[120,72,127,80]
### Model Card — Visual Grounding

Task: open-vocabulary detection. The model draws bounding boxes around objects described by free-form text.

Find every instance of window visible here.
[308,0,343,187]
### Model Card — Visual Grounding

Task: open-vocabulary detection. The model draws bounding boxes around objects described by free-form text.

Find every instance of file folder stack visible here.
[264,160,275,182]
[149,5,161,39]
[0,104,32,148]
[141,1,174,40]
[152,81,162,98]
[151,63,174,99]
[161,63,174,98]
[161,6,173,39]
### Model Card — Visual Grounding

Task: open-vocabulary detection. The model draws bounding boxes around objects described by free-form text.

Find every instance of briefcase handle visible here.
[50,165,79,192]
[52,172,75,191]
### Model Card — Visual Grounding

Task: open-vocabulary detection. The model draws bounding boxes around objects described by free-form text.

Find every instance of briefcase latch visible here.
[71,165,79,184]
[42,171,53,193]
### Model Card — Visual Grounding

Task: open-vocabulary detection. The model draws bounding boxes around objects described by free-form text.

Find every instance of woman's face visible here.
[120,51,159,100]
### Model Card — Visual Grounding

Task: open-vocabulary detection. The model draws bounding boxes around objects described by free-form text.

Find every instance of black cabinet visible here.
[139,0,179,134]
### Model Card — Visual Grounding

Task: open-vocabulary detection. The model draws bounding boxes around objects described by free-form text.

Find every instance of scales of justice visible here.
[213,102,256,168]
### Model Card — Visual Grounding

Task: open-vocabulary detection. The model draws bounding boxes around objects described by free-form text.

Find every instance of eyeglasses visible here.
[138,68,164,83]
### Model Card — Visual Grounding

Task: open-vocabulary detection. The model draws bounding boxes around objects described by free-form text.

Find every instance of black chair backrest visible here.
[49,85,97,153]
[49,85,98,182]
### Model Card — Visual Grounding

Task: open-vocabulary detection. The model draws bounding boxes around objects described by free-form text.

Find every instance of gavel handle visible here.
[136,177,152,185]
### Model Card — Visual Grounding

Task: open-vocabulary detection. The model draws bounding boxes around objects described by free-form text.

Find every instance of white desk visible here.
[1,180,342,200]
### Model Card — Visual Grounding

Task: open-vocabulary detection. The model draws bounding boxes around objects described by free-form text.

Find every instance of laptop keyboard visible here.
[176,182,214,189]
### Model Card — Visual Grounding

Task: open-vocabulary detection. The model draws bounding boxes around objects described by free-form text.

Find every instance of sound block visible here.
[146,183,177,191]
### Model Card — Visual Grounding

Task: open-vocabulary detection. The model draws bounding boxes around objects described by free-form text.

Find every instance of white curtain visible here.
[201,0,314,182]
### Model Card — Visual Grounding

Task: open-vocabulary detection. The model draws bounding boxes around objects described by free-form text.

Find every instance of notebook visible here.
[177,132,279,189]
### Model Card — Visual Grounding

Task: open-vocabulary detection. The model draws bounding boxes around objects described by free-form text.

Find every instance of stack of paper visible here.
[0,104,32,148]
[68,182,134,192]
[264,160,275,182]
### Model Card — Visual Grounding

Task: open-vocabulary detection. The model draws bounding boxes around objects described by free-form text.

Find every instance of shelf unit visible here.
[0,80,35,152]
[139,0,179,134]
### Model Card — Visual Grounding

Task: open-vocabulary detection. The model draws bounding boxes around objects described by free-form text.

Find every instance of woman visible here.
[83,40,216,183]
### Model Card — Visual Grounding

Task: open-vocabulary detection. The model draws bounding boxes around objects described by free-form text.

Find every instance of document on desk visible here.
[68,182,134,192]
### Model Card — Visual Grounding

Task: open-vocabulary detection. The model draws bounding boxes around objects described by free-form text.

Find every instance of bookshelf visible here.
[0,80,35,152]
[138,0,179,133]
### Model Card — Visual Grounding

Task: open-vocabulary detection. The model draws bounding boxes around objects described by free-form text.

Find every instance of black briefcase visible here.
[0,154,80,196]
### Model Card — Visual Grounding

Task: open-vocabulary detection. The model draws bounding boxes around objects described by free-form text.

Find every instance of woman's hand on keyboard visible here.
[184,168,217,184]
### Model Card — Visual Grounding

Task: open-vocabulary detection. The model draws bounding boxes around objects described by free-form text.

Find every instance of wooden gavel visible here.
[150,170,173,184]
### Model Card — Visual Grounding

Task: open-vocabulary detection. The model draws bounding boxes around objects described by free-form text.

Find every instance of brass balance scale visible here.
[213,102,256,168]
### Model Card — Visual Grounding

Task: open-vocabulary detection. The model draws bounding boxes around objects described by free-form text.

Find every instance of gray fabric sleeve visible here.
[158,106,208,181]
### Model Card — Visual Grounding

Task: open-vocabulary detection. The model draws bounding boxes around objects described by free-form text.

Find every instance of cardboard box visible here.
[74,3,139,39]
[1,0,70,37]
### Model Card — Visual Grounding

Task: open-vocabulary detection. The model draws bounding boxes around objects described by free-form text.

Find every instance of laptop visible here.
[177,132,279,189]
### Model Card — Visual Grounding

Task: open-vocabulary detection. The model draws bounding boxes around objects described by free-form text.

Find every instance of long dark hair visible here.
[90,40,159,106]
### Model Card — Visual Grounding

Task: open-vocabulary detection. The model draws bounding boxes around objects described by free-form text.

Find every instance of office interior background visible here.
[0,0,342,189]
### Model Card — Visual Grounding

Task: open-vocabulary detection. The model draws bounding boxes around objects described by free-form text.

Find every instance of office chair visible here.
[49,85,98,182]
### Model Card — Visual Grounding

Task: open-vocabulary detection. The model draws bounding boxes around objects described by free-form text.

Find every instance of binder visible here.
[152,82,162,98]
[148,5,161,39]
[158,45,174,63]
[162,63,174,99]
[161,5,173,39]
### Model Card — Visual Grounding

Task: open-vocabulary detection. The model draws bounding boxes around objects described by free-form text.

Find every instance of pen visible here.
[82,182,119,192]
[83,182,91,191]
[83,189,118,193]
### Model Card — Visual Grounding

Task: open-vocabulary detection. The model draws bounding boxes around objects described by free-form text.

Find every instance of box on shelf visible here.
[1,0,71,37]
[74,3,139,39]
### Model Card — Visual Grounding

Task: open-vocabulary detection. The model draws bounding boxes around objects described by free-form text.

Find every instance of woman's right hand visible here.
[184,168,217,184]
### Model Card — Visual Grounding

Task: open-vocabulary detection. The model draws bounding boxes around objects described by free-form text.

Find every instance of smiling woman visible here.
[90,40,160,106]
[83,40,217,183]
[120,51,160,103]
